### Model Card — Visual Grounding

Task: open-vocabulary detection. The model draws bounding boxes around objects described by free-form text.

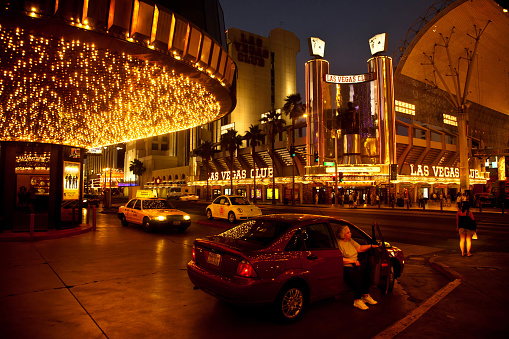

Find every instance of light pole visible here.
[332,129,340,206]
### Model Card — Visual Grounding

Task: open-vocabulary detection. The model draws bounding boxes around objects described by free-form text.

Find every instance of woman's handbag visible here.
[472,232,478,240]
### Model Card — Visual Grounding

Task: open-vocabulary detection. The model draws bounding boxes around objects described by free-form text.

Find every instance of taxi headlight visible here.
[155,216,166,221]
[184,215,191,220]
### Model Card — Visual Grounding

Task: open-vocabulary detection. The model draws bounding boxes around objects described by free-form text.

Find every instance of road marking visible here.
[373,279,462,339]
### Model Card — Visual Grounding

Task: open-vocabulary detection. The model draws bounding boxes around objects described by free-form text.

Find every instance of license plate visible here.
[207,252,221,266]
[173,221,180,225]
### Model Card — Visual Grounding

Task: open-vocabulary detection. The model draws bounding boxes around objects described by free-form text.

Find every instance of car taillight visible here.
[192,245,195,261]
[236,260,257,278]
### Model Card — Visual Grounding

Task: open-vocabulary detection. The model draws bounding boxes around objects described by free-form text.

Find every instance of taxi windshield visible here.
[142,199,175,210]
[230,197,251,205]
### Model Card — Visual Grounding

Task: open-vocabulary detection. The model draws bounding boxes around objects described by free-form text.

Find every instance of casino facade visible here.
[145,0,507,206]
[0,0,236,230]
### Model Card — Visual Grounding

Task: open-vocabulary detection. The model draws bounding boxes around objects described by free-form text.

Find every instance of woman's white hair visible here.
[336,225,350,239]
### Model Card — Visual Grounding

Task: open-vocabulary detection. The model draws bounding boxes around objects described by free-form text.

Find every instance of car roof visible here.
[255,213,337,224]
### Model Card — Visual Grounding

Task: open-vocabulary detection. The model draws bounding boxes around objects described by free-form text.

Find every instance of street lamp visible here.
[332,129,341,206]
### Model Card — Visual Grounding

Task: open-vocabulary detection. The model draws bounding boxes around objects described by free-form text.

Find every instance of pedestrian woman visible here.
[336,226,380,310]
[456,201,476,257]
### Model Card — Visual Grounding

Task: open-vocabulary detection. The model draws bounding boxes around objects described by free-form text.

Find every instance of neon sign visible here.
[410,164,481,179]
[209,168,273,181]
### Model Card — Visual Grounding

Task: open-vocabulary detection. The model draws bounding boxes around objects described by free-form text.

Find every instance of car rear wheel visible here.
[206,209,213,220]
[275,283,306,323]
[142,218,151,232]
[120,214,128,227]
[228,211,236,223]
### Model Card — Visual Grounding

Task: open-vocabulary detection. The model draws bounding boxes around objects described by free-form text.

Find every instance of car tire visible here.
[142,217,151,233]
[380,262,395,295]
[228,211,236,223]
[274,283,307,323]
[206,209,213,220]
[120,214,128,227]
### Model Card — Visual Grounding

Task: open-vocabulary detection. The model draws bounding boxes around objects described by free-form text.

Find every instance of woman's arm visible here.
[356,244,380,253]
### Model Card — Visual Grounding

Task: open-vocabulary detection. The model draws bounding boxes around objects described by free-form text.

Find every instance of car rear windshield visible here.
[219,219,291,246]
[142,199,175,209]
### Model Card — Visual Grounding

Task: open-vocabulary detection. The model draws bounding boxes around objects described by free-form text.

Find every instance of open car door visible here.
[371,222,393,294]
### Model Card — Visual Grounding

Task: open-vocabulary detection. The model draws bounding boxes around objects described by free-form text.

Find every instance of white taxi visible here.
[206,195,262,223]
[118,191,191,232]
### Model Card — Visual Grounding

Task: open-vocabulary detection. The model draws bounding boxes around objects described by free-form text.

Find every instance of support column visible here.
[457,108,470,191]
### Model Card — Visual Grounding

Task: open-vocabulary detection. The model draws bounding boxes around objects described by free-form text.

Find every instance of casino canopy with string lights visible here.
[0,0,237,149]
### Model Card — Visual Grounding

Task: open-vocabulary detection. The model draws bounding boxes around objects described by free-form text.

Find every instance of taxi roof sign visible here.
[136,190,157,198]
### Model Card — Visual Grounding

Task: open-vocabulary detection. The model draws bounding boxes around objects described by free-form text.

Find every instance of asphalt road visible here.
[1,202,507,338]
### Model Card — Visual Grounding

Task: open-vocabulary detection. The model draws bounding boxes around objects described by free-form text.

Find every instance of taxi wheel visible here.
[275,283,307,323]
[206,209,213,220]
[120,214,128,227]
[228,212,236,223]
[142,218,152,233]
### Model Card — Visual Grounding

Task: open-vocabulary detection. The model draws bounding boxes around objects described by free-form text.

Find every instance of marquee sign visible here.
[324,73,376,84]
[325,166,381,173]
[410,164,482,179]
[209,167,273,181]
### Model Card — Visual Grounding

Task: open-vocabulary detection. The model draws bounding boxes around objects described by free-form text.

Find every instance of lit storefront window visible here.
[395,100,415,115]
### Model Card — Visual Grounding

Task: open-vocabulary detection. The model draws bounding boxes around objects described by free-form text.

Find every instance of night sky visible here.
[219,0,436,95]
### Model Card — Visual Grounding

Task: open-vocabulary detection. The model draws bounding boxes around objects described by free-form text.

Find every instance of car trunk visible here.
[194,238,263,277]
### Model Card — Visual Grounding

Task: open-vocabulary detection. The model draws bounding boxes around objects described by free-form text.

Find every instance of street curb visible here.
[0,225,93,242]
[428,256,465,281]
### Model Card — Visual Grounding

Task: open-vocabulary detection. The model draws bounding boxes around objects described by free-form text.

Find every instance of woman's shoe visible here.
[353,299,369,310]
[362,294,378,305]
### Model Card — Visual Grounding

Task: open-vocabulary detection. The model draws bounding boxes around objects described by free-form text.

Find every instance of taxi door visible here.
[128,199,143,224]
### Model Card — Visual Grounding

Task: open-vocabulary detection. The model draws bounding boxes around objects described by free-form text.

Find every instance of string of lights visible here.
[0,24,221,149]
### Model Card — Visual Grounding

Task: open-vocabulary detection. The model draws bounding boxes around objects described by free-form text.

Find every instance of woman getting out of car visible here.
[336,226,380,310]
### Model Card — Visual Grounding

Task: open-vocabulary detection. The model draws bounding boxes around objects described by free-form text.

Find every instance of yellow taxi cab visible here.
[118,190,191,232]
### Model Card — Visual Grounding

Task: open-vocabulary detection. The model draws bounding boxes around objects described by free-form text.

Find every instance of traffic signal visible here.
[338,172,344,182]
[290,146,296,158]
[390,164,398,180]
[314,151,319,162]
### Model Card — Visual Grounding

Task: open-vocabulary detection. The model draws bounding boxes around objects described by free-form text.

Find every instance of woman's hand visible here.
[354,260,360,267]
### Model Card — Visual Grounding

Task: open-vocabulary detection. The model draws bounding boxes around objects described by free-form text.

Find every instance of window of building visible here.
[152,143,159,151]
[445,134,456,145]
[395,100,415,115]
[414,128,426,139]
[397,125,409,136]
[443,114,457,126]
[430,131,442,142]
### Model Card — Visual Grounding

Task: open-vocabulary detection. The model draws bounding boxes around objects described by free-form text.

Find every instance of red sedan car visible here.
[187,214,404,322]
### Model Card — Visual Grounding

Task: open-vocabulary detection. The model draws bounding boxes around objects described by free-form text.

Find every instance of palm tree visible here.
[260,110,286,204]
[129,159,146,187]
[282,93,306,146]
[282,93,305,205]
[220,129,243,194]
[244,124,265,203]
[192,140,215,201]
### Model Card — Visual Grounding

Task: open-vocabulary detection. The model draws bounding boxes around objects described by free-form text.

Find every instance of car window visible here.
[213,197,222,204]
[303,223,335,249]
[329,221,368,245]
[126,200,136,209]
[219,219,291,246]
[142,199,175,209]
[285,230,303,251]
[219,197,228,205]
[134,200,141,210]
[230,197,250,205]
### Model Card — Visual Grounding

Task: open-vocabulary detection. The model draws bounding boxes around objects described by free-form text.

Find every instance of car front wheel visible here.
[206,209,213,220]
[275,284,306,323]
[228,211,236,223]
[142,218,151,232]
